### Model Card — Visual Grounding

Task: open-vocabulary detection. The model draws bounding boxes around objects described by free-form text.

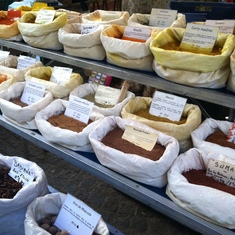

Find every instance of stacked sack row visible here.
[0,3,235,232]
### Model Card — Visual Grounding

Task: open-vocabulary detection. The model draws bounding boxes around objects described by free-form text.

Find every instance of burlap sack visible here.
[150,28,235,88]
[82,10,130,26]
[24,192,109,235]
[70,83,135,116]
[128,13,186,29]
[0,82,54,129]
[35,99,104,152]
[166,148,235,229]
[0,154,48,235]
[24,66,84,98]
[0,55,43,82]
[58,23,106,60]
[121,97,201,152]
[100,24,154,71]
[18,11,68,50]
[89,116,179,187]
[191,118,235,159]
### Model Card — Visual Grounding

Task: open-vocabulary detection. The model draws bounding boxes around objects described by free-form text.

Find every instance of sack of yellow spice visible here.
[150,27,235,88]
[121,96,202,153]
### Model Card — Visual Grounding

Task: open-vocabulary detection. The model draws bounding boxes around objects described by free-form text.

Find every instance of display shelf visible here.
[0,115,235,235]
[0,39,235,110]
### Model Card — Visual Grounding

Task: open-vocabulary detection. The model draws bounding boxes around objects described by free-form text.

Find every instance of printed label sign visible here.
[17,55,36,70]
[35,9,56,24]
[50,66,73,85]
[123,26,151,41]
[205,20,235,34]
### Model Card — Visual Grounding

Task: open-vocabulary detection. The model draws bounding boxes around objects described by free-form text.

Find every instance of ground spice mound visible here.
[47,112,92,133]
[83,94,114,108]
[183,169,235,196]
[0,165,22,199]
[205,129,235,150]
[10,96,28,107]
[160,41,222,56]
[101,127,165,161]
[134,108,187,124]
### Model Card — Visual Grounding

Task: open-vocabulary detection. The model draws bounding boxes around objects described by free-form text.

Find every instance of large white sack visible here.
[58,23,106,60]
[0,82,54,129]
[24,192,109,235]
[0,154,48,235]
[191,118,235,159]
[89,116,179,187]
[70,83,135,116]
[0,55,43,82]
[35,99,104,152]
[166,148,235,229]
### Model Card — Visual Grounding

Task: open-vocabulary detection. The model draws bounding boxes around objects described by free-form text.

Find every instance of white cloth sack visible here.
[0,154,48,235]
[70,83,135,116]
[191,118,235,159]
[18,11,67,50]
[128,13,186,29]
[89,116,179,187]
[0,73,17,92]
[35,99,104,152]
[100,24,154,71]
[121,97,201,153]
[166,148,235,229]
[0,55,43,82]
[58,23,106,60]
[24,66,84,98]
[82,10,130,26]
[56,8,83,24]
[0,82,54,129]
[24,192,110,235]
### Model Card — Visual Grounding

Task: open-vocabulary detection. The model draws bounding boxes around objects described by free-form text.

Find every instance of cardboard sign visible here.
[50,66,73,85]
[17,55,36,70]
[35,9,56,24]
[149,91,187,122]
[180,23,219,54]
[54,194,101,235]
[65,95,94,124]
[8,159,35,186]
[149,8,177,27]
[205,20,235,34]
[21,80,46,105]
[122,125,158,151]
[206,158,235,188]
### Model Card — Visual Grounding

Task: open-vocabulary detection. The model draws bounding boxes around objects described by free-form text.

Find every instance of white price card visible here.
[122,26,151,42]
[54,194,101,235]
[8,159,35,186]
[149,8,177,27]
[122,125,158,151]
[17,55,36,70]
[94,85,121,106]
[149,91,187,122]
[35,9,56,24]
[81,23,99,34]
[65,95,94,124]
[206,158,235,188]
[21,80,46,105]
[180,23,219,54]
[205,20,235,34]
[50,66,73,85]
[0,50,10,60]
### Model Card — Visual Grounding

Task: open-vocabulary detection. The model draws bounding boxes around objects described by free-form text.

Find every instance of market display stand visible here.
[0,39,235,235]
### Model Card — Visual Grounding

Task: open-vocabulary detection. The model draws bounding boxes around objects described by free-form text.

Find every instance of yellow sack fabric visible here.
[0,11,20,39]
[82,10,130,26]
[128,13,186,29]
[227,48,235,93]
[24,66,83,98]
[101,24,154,71]
[121,96,201,142]
[150,27,235,73]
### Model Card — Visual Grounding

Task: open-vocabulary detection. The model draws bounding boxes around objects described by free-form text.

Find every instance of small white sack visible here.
[0,73,17,92]
[89,116,179,187]
[70,83,135,116]
[0,154,48,235]
[0,82,54,129]
[58,23,106,60]
[191,118,235,159]
[166,148,235,229]
[0,55,43,82]
[35,99,104,152]
[24,192,110,235]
